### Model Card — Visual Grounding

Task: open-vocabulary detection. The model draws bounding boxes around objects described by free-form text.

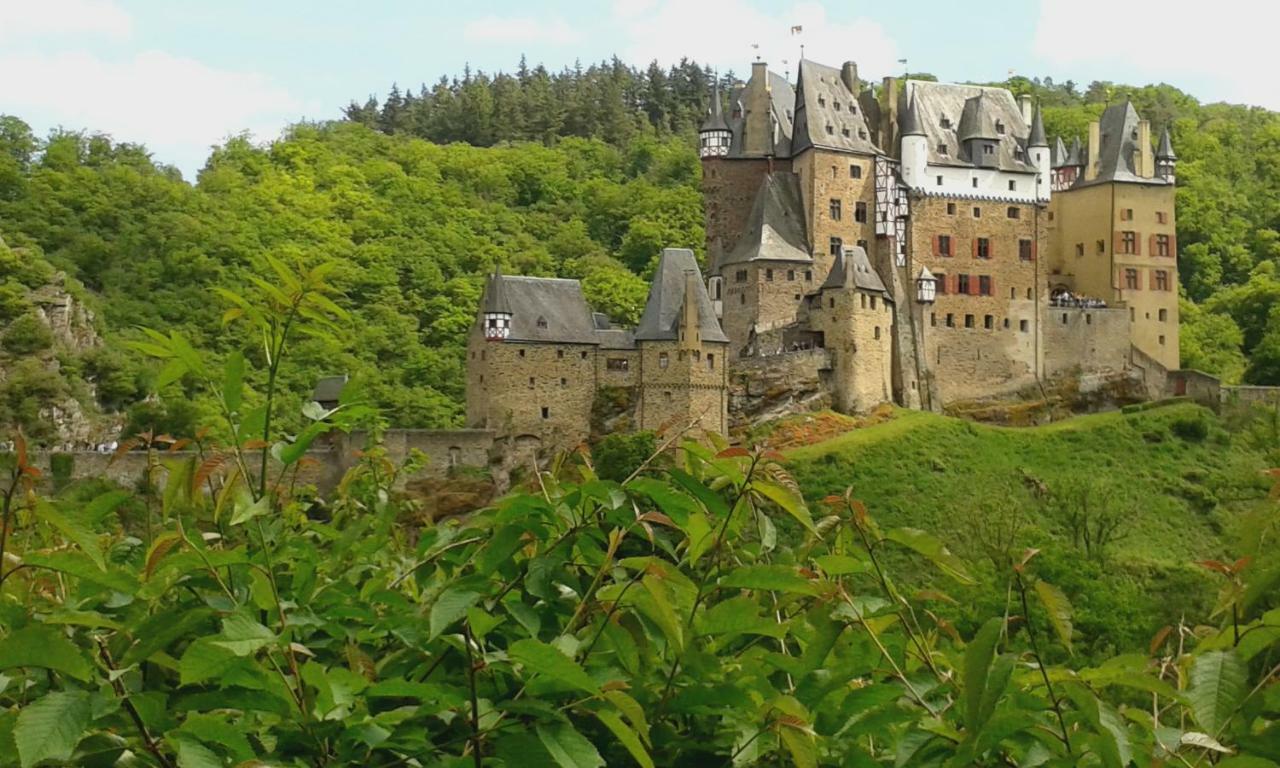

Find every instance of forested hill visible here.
[1,59,1279,444]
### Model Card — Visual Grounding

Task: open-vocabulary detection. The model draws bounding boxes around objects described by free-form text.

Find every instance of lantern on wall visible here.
[916,266,937,304]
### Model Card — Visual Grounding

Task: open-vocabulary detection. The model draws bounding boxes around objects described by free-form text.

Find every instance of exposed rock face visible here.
[30,281,102,352]
[728,349,833,433]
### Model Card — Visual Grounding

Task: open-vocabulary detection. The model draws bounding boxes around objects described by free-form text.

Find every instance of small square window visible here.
[1097,239,1105,254]
[946,202,956,215]
[965,314,975,328]
[946,313,955,327]
[1008,180,1017,191]
[829,199,842,220]
[973,207,981,218]
[855,202,868,223]
[972,178,979,188]
[977,238,990,259]
[936,175,944,186]
[984,314,994,329]
[1075,243,1084,257]
[541,407,549,418]
[938,143,949,155]
[1007,206,1020,219]
[850,164,862,179]
[1020,319,1028,332]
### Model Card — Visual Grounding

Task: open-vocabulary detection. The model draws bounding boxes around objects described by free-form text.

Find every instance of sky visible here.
[2,0,1276,179]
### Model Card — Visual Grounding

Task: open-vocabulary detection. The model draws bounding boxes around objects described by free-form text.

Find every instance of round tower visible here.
[699,76,731,159]
[899,93,928,190]
[482,268,513,341]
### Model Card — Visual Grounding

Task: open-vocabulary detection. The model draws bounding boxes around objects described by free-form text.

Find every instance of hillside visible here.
[784,401,1277,656]
[3,61,1280,445]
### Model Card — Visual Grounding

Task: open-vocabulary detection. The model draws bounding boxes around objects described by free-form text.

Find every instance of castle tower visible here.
[899,94,927,190]
[699,76,731,159]
[634,248,730,437]
[1156,126,1177,184]
[808,246,894,413]
[1028,104,1051,201]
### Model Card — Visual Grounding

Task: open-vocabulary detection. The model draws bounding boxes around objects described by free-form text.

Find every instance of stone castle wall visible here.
[792,149,879,283]
[1042,305,1130,379]
[702,157,783,268]
[636,340,729,437]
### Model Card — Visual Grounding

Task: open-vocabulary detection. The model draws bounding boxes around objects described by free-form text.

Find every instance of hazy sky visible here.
[2,0,1274,179]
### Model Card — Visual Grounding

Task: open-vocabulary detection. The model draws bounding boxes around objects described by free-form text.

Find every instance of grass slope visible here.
[784,402,1275,657]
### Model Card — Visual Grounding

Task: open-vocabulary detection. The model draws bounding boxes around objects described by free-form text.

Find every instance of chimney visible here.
[1018,94,1033,124]
[879,77,899,154]
[840,61,859,94]
[743,62,772,157]
[1086,120,1101,181]
[681,270,701,351]
[1136,119,1153,178]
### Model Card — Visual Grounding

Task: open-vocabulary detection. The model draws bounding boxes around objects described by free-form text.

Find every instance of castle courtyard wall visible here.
[1042,306,1130,379]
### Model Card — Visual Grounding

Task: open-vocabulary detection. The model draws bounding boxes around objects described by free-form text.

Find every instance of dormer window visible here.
[842,127,850,137]
[859,129,867,139]
[536,316,548,329]
[995,120,1005,134]
[826,124,834,135]
[940,117,952,128]
[834,100,841,111]
[1014,147,1023,160]
[937,143,948,155]
[983,144,995,155]
[849,104,857,114]
[818,96,826,107]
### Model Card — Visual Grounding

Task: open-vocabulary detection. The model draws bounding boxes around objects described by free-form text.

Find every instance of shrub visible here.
[1,312,53,356]
[1171,414,1210,442]
[591,429,656,482]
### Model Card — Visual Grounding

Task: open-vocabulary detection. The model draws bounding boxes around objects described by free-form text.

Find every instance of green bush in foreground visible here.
[0,263,1277,766]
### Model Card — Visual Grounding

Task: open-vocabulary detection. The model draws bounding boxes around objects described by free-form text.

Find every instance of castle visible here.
[465,59,1180,452]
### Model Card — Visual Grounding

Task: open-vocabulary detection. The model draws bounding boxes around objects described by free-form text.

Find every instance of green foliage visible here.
[2,280,1279,767]
[591,429,657,482]
[1,313,52,356]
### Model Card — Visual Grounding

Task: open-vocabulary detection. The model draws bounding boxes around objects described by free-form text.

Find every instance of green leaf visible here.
[814,554,869,576]
[509,638,600,694]
[212,612,275,656]
[603,690,650,745]
[277,420,332,466]
[751,478,816,534]
[222,350,245,413]
[1033,579,1074,655]
[629,477,698,525]
[595,710,653,768]
[963,617,1003,732]
[429,576,489,640]
[19,551,137,594]
[883,527,975,584]
[683,511,714,565]
[778,725,817,768]
[0,625,93,681]
[536,722,605,768]
[1188,649,1248,734]
[179,637,239,685]
[83,489,131,525]
[720,564,823,596]
[35,501,104,571]
[14,690,90,768]
[172,735,222,768]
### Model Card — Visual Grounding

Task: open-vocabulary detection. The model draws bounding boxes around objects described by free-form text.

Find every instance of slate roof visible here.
[1028,105,1047,147]
[720,172,811,269]
[820,246,889,296]
[597,328,636,350]
[482,268,513,314]
[725,70,796,158]
[634,248,729,344]
[701,78,729,133]
[1066,136,1084,167]
[1052,137,1068,168]
[904,80,1037,173]
[900,94,925,137]
[481,275,601,344]
[1156,125,1176,161]
[1084,101,1172,186]
[312,375,348,404]
[789,59,881,156]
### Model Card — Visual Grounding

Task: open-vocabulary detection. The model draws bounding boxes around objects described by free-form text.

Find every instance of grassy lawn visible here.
[782,401,1276,656]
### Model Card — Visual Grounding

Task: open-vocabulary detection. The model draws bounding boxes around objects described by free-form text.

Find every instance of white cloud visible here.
[462,15,579,45]
[0,0,131,40]
[614,0,899,82]
[1033,0,1280,109]
[1,49,304,178]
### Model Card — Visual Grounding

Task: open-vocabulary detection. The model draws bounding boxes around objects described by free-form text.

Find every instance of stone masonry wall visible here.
[793,149,879,283]
[466,331,597,449]
[910,196,1045,403]
[1042,306,1130,379]
[809,287,894,412]
[702,157,787,270]
[721,261,815,355]
[636,340,729,437]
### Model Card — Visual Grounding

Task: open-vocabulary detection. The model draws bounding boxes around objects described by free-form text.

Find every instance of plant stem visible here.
[0,467,19,590]
[1016,572,1072,754]
[463,624,483,768]
[97,639,175,768]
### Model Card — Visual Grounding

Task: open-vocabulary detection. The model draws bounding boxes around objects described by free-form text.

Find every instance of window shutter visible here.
[1148,270,1155,290]
[1149,234,1156,256]
[1133,233,1141,256]
[1113,231,1123,253]
[1032,240,1039,261]
[972,238,979,259]
[988,240,995,260]
[950,274,958,294]
[989,276,996,296]
[1170,234,1177,257]
[932,234,940,256]
[969,276,979,296]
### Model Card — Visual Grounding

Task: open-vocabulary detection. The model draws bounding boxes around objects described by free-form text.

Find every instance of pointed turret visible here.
[1156,125,1177,183]
[1066,136,1084,168]
[1052,137,1068,169]
[699,75,732,159]
[1028,104,1048,147]
[482,267,514,341]
[900,94,924,137]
